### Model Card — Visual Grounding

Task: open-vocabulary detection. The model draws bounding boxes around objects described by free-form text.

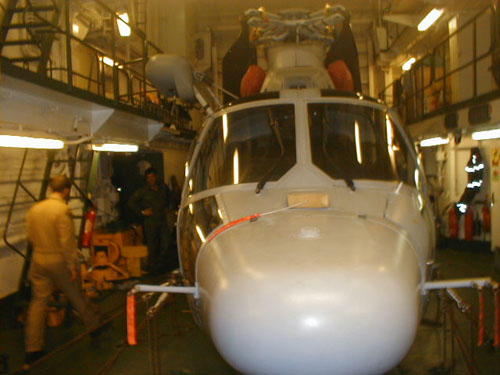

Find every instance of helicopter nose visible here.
[197,214,422,375]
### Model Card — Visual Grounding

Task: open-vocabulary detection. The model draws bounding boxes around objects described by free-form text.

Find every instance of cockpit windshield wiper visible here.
[255,110,285,194]
[321,117,356,192]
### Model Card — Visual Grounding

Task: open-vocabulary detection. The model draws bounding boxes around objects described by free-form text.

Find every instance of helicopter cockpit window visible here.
[308,103,414,185]
[190,104,296,194]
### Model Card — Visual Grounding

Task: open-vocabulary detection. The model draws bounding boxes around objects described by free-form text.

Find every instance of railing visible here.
[0,0,192,131]
[380,5,500,126]
[432,285,500,375]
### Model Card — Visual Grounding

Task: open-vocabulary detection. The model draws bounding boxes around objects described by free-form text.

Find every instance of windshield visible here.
[308,103,416,185]
[190,104,296,194]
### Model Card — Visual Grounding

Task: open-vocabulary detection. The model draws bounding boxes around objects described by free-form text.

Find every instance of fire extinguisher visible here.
[482,203,491,233]
[449,205,459,239]
[81,206,97,248]
[475,212,482,237]
[465,207,474,241]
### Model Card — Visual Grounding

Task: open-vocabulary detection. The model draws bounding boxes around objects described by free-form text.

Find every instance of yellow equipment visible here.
[81,227,148,297]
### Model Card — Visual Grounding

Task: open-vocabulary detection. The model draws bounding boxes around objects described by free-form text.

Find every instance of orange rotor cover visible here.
[240,65,266,97]
[327,60,355,92]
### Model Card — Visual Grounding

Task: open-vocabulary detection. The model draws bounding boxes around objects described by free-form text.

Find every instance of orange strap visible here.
[207,214,261,243]
[127,293,137,346]
[477,287,485,346]
[494,287,500,348]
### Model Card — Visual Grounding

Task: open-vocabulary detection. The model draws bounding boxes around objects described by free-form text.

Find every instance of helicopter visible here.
[128,6,489,375]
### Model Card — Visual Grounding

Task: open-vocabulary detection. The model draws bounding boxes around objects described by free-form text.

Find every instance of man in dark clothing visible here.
[128,168,175,275]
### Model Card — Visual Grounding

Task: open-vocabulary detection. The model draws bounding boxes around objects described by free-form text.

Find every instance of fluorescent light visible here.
[72,13,90,39]
[420,136,449,147]
[472,129,500,140]
[0,135,64,149]
[418,9,443,31]
[100,56,115,67]
[117,12,131,37]
[402,57,416,71]
[92,143,138,152]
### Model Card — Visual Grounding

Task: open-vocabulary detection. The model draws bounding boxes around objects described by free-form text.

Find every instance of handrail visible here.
[379,5,498,126]
[0,0,191,133]
[3,149,31,258]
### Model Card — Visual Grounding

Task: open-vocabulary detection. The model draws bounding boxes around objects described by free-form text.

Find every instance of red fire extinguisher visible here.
[449,205,459,239]
[81,206,97,248]
[482,203,491,233]
[465,207,474,241]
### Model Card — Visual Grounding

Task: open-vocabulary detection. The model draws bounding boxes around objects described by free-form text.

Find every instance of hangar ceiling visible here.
[190,0,493,63]
[192,0,492,28]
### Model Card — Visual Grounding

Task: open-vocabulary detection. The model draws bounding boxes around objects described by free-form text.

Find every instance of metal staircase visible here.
[0,0,62,72]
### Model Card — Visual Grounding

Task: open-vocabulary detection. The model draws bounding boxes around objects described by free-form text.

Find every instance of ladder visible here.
[0,0,63,73]
[2,145,95,289]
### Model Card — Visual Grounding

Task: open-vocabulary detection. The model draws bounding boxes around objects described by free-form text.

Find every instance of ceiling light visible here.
[418,9,443,31]
[420,136,449,147]
[472,129,500,140]
[72,13,90,39]
[402,57,416,71]
[0,135,64,149]
[117,12,131,37]
[92,143,138,152]
[100,56,116,67]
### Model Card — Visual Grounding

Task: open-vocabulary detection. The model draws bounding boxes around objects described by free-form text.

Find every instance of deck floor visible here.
[1,246,499,375]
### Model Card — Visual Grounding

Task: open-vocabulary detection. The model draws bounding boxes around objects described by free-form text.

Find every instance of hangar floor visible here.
[1,246,499,375]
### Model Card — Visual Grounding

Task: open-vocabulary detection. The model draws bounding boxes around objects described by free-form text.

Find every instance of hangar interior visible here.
[0,0,499,374]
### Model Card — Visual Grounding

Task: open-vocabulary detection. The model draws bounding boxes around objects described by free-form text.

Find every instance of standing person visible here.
[25,175,102,366]
[128,167,174,275]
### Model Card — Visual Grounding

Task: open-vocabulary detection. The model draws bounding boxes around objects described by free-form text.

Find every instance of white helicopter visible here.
[129,5,497,375]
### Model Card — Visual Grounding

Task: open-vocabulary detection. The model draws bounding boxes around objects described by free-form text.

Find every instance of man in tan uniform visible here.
[25,175,100,364]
